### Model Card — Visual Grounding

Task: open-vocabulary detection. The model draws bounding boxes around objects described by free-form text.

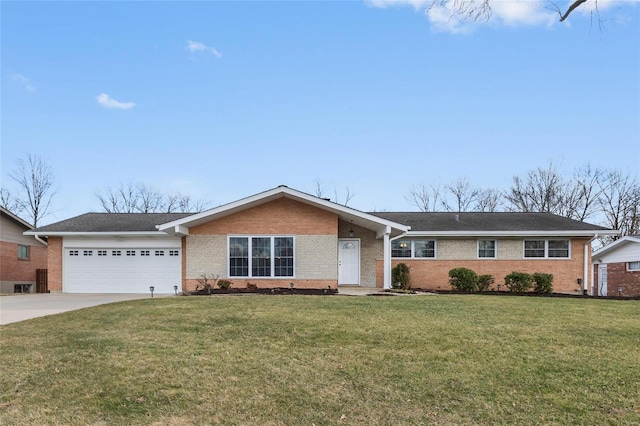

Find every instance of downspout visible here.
[34,233,48,247]
[584,233,598,295]
[387,233,408,289]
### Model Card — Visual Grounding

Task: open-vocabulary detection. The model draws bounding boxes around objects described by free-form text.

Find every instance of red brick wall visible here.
[377,238,590,293]
[185,197,339,290]
[0,241,47,281]
[190,198,337,236]
[593,263,640,297]
[47,237,63,292]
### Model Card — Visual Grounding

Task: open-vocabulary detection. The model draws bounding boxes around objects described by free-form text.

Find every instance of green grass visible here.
[1,295,639,425]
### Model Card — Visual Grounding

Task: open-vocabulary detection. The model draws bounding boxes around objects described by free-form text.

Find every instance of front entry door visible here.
[598,264,608,296]
[338,239,360,285]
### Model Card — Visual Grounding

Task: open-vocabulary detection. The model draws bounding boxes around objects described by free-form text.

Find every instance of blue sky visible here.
[2,1,639,224]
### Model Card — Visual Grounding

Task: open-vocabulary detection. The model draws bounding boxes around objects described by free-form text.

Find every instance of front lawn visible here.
[1,295,638,425]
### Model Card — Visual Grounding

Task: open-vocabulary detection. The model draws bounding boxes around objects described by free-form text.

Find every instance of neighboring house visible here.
[1,207,48,293]
[25,186,616,294]
[592,235,640,297]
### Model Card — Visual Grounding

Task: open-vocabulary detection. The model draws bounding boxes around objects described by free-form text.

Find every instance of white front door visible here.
[338,239,360,285]
[598,264,608,296]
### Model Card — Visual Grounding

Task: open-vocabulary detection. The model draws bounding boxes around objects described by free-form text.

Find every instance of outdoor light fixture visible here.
[349,220,354,238]
[290,282,294,289]
[150,286,155,298]
[497,284,502,292]
[618,287,623,296]
[174,285,178,295]
[399,242,408,248]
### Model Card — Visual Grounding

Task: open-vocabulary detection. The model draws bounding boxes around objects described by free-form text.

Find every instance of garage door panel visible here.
[64,248,181,293]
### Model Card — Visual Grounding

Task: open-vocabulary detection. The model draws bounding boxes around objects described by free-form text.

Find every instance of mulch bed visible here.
[184,287,338,296]
[413,289,640,300]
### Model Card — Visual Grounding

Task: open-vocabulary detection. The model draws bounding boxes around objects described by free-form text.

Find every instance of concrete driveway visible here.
[0,293,159,325]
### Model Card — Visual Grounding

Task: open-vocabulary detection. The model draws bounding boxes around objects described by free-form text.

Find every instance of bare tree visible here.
[96,182,210,213]
[334,187,355,207]
[405,182,443,212]
[8,154,55,227]
[0,188,24,215]
[444,177,480,212]
[504,162,564,214]
[475,188,501,212]
[597,170,640,240]
[559,165,603,221]
[431,0,596,24]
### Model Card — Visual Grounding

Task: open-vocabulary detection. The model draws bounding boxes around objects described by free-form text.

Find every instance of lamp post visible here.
[149,286,155,298]
[174,285,178,296]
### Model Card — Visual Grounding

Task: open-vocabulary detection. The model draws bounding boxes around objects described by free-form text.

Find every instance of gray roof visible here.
[31,210,611,235]
[33,213,193,233]
[368,212,610,233]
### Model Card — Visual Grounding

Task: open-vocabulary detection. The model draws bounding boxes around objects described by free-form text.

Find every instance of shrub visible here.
[532,273,553,294]
[448,267,479,292]
[217,279,233,290]
[196,273,219,292]
[392,263,411,289]
[477,275,495,292]
[504,272,533,293]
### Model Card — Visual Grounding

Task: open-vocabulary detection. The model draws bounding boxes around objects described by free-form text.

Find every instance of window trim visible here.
[227,235,296,279]
[523,239,571,259]
[391,239,437,259]
[477,240,497,259]
[627,261,640,272]
[17,245,30,260]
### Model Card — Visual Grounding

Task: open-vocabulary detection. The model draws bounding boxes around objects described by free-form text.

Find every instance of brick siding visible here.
[376,238,591,293]
[593,263,640,297]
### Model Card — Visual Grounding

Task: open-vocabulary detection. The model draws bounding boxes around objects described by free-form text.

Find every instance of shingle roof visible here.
[368,212,610,233]
[33,213,193,233]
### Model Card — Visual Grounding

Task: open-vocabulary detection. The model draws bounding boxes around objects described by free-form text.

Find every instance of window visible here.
[141,250,150,256]
[83,250,93,256]
[524,240,570,258]
[229,236,294,278]
[18,245,29,260]
[169,250,179,256]
[98,250,107,256]
[478,240,496,258]
[628,261,640,271]
[112,250,121,256]
[392,239,436,258]
[126,250,136,256]
[155,250,164,256]
[69,250,79,256]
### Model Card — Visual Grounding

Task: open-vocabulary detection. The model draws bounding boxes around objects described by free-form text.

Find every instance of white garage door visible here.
[64,248,181,294]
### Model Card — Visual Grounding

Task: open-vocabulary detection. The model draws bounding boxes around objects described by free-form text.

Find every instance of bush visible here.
[448,267,479,292]
[392,263,411,289]
[477,275,495,292]
[532,273,553,294]
[504,272,533,293]
[217,279,233,290]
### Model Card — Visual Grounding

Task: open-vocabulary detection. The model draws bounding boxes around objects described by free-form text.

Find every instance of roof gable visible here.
[0,207,33,230]
[592,235,640,258]
[157,186,409,237]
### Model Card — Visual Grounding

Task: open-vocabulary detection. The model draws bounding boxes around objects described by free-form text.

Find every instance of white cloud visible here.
[95,93,136,110]
[187,40,222,58]
[10,73,36,92]
[365,0,638,32]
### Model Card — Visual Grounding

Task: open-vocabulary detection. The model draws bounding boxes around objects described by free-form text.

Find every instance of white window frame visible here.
[227,236,296,278]
[391,239,437,259]
[627,261,640,271]
[477,240,497,259]
[523,239,571,259]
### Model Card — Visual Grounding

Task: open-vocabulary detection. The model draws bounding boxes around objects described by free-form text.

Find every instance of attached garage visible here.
[63,237,182,293]
[26,213,191,294]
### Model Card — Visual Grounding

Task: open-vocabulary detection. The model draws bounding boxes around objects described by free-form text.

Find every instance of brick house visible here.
[26,186,616,294]
[1,207,48,293]
[592,235,640,297]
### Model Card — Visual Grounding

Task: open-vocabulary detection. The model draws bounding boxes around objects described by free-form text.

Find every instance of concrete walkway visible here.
[0,293,160,325]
